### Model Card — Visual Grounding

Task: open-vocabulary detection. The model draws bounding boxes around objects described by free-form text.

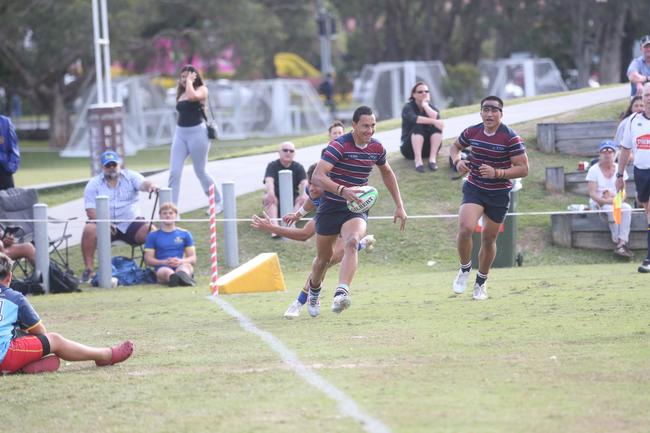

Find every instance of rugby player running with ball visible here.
[302,105,407,316]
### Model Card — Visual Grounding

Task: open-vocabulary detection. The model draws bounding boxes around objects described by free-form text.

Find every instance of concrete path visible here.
[48,85,628,246]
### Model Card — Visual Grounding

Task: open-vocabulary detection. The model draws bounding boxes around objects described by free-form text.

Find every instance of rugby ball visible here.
[347,185,378,213]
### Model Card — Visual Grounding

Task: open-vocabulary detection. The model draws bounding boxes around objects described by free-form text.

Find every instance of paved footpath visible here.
[48,85,628,246]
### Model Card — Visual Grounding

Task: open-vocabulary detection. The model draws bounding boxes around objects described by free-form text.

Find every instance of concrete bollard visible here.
[95,196,112,288]
[222,182,239,268]
[278,170,293,227]
[33,204,50,293]
[158,187,172,208]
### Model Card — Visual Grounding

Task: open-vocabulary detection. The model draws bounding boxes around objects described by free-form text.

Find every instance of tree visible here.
[0,1,94,148]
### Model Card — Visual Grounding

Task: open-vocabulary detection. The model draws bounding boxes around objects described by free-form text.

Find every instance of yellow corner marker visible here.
[216,253,286,294]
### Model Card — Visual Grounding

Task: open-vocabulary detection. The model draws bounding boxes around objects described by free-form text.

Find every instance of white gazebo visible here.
[479,57,568,100]
[352,61,448,121]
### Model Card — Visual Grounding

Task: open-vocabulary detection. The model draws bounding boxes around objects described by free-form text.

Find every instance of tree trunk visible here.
[48,85,71,149]
[598,3,628,84]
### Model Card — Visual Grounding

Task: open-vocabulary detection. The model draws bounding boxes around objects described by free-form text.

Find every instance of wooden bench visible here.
[551,212,647,250]
[537,120,618,156]
[545,165,636,195]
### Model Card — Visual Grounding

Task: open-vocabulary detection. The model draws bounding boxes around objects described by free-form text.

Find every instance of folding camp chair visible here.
[0,188,76,275]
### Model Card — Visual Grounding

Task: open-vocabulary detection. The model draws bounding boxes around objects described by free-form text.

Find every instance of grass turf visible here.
[3,263,649,433]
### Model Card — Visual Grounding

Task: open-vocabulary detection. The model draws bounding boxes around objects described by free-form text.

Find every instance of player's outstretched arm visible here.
[251,212,315,241]
[378,162,407,231]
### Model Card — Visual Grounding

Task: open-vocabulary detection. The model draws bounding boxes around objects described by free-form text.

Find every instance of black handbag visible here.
[200,101,218,140]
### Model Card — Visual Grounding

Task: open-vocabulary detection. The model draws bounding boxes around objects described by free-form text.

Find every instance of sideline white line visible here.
[208,295,392,433]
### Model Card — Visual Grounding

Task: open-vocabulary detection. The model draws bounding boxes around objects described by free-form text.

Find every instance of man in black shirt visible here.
[263,142,309,237]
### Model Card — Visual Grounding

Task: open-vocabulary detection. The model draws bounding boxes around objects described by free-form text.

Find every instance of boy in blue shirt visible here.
[144,202,196,287]
[0,253,133,374]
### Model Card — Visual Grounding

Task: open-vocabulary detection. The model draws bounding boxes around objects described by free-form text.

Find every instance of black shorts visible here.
[314,199,368,236]
[462,181,511,224]
[400,123,443,160]
[112,219,146,245]
[634,166,650,203]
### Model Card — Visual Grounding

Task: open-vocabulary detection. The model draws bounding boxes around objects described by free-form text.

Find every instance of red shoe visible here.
[20,355,61,374]
[95,340,134,367]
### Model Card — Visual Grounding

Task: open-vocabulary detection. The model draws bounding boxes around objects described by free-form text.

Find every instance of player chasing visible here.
[250,163,376,319]
[449,96,529,300]
[297,105,406,316]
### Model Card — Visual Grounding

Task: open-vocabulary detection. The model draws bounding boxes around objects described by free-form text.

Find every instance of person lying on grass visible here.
[0,253,133,374]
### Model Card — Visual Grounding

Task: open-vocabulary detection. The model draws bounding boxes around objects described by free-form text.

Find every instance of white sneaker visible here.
[360,234,376,253]
[473,282,488,300]
[452,270,470,294]
[283,300,303,319]
[331,293,351,314]
[307,293,321,317]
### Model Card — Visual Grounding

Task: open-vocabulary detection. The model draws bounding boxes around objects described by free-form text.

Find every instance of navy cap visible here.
[100,150,122,166]
[641,35,650,47]
[599,140,616,152]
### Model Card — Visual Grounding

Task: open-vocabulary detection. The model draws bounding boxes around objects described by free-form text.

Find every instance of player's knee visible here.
[458,224,474,239]
[482,233,498,246]
[344,236,360,252]
[44,332,62,349]
[82,223,97,238]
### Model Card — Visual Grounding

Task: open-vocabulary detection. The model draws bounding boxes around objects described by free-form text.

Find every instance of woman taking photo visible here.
[169,65,222,212]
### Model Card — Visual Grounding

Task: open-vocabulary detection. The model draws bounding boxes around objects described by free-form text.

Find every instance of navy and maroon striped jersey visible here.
[458,122,525,190]
[321,132,387,202]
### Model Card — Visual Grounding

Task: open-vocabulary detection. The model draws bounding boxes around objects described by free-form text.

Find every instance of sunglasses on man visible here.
[281,149,295,153]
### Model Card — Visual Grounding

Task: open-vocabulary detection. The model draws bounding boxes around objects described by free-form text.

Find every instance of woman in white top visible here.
[586,140,633,257]
[614,96,643,148]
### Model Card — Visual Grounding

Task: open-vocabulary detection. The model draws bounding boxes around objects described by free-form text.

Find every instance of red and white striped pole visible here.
[208,183,219,295]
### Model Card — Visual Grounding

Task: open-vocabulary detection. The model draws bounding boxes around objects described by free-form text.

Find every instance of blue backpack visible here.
[91,256,156,287]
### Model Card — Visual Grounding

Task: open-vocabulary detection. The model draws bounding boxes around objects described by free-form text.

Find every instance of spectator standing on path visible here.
[400,81,444,173]
[617,82,650,273]
[144,202,196,287]
[449,96,529,300]
[0,253,133,374]
[614,96,644,148]
[262,142,309,238]
[0,115,20,190]
[169,65,222,213]
[627,35,650,97]
[80,150,159,282]
[319,72,336,117]
[587,140,633,258]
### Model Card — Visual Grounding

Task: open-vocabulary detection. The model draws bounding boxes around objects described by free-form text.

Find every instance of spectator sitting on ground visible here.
[0,253,133,374]
[81,150,159,282]
[262,142,309,238]
[400,81,444,173]
[144,202,196,287]
[627,35,650,97]
[0,226,35,265]
[587,140,633,258]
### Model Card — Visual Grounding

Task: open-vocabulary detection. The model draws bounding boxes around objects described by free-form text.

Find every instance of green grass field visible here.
[4,88,649,432]
[3,264,649,433]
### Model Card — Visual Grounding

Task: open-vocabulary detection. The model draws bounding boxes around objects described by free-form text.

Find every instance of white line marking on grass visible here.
[209,295,392,433]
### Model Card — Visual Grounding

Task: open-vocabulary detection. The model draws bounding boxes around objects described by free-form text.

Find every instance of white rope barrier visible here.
[2,207,646,225]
